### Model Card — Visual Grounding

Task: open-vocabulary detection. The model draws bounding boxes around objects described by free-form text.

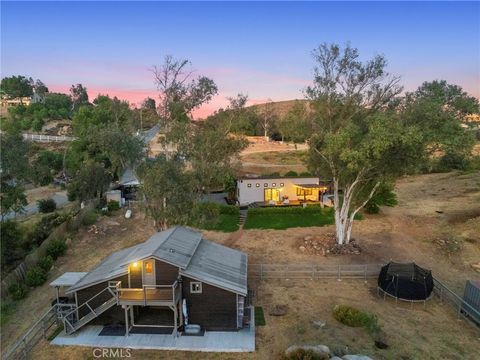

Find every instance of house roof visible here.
[50,272,88,287]
[119,167,140,186]
[67,226,247,296]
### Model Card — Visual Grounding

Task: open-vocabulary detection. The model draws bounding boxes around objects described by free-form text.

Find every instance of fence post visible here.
[311,265,315,280]
[260,264,263,281]
[364,264,367,284]
[285,265,288,280]
[337,265,341,281]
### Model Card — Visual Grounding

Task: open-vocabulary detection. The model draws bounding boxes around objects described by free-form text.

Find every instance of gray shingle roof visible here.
[67,226,247,296]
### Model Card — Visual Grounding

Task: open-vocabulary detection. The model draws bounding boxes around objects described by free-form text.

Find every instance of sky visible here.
[1,1,479,118]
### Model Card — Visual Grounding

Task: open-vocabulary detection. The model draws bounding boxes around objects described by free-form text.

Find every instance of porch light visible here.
[132,262,138,268]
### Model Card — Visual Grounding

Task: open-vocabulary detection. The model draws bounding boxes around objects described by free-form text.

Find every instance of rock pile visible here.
[284,344,374,360]
[298,234,362,256]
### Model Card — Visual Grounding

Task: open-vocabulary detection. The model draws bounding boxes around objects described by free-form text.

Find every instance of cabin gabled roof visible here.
[67,226,247,296]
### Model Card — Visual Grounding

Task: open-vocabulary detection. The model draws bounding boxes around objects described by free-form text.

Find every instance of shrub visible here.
[8,283,28,300]
[107,200,120,212]
[193,202,220,228]
[333,304,380,335]
[38,255,54,272]
[284,170,298,177]
[81,210,98,226]
[439,152,470,171]
[46,238,67,260]
[219,205,239,215]
[282,349,329,360]
[37,198,57,213]
[255,306,266,326]
[31,118,44,132]
[299,171,312,176]
[25,267,48,287]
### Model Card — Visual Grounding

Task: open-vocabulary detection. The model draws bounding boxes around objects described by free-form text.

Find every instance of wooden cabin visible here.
[60,226,248,336]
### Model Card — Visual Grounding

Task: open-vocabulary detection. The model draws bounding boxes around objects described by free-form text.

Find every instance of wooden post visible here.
[173,306,178,337]
[124,306,129,337]
[260,264,263,281]
[337,265,341,281]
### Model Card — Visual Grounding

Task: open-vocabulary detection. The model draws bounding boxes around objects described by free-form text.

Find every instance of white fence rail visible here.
[21,134,75,142]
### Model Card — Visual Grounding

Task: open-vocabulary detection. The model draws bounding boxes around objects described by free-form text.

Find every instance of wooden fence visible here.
[248,263,383,281]
[2,305,60,360]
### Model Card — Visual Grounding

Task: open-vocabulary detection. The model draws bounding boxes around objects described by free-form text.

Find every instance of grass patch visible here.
[244,206,335,230]
[255,306,266,326]
[47,324,64,341]
[193,204,239,232]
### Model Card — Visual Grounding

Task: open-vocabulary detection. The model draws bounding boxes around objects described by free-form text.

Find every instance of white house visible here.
[236,176,330,206]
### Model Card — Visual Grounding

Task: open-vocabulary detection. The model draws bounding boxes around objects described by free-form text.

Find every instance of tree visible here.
[0,124,30,218]
[70,83,89,109]
[0,75,33,100]
[89,127,145,177]
[138,155,194,230]
[176,119,248,194]
[67,161,112,201]
[401,80,478,166]
[306,43,417,245]
[142,97,156,110]
[259,99,276,139]
[277,100,312,143]
[152,55,218,124]
[33,79,49,97]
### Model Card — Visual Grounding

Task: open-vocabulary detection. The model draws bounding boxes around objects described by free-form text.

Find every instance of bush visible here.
[37,198,57,213]
[38,255,54,272]
[219,205,240,215]
[46,238,67,260]
[439,152,470,171]
[107,200,120,212]
[25,267,48,287]
[31,118,44,132]
[82,210,98,226]
[299,171,312,176]
[282,349,328,360]
[193,202,220,228]
[333,304,380,335]
[8,283,28,300]
[284,170,298,177]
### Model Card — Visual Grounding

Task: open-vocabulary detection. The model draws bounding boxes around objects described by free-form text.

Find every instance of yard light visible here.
[132,262,138,268]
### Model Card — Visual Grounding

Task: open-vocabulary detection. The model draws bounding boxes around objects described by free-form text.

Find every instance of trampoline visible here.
[377,262,434,302]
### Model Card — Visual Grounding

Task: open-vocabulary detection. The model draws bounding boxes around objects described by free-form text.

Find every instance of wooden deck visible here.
[117,288,175,306]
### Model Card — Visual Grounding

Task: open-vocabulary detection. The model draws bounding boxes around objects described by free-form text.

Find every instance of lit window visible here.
[280,183,284,187]
[145,261,153,274]
[264,183,268,187]
[256,183,260,187]
[190,282,202,294]
[247,184,252,188]
[272,183,276,187]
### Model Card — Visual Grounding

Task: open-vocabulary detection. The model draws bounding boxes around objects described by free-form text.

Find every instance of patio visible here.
[51,306,255,352]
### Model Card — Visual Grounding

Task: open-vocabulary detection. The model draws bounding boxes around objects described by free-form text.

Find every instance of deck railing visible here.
[116,281,179,306]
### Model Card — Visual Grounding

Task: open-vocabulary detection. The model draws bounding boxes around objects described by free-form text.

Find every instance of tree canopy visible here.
[0,75,33,99]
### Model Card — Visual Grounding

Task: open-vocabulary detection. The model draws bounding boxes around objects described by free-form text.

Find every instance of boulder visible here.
[342,355,374,360]
[285,344,330,357]
[312,320,326,329]
[299,246,306,252]
[304,236,313,241]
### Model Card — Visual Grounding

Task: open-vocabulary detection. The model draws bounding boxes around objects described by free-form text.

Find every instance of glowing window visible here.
[145,261,153,274]
[280,183,284,187]
[264,183,268,187]
[272,183,276,187]
[256,183,260,187]
[247,184,252,188]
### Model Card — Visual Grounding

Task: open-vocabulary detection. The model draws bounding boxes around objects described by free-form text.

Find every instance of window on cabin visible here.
[247,183,252,188]
[190,282,202,294]
[296,188,313,196]
[145,261,153,273]
[255,183,260,187]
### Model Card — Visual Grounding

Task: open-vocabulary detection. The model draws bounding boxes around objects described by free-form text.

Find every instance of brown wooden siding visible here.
[76,274,128,318]
[155,259,179,285]
[181,276,237,330]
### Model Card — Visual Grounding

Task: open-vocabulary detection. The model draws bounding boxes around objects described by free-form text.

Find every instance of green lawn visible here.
[243,206,335,230]
[193,205,240,232]
[254,306,266,326]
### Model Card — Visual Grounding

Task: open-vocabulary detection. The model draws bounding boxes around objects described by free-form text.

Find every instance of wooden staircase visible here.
[63,287,118,334]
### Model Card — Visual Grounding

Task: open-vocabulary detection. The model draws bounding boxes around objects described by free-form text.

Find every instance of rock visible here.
[471,262,480,272]
[342,355,374,360]
[106,220,120,226]
[285,345,330,357]
[304,236,313,241]
[313,320,326,328]
[299,246,306,252]
[374,330,389,349]
[269,304,289,316]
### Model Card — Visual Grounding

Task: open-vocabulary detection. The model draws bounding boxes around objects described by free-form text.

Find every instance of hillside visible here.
[247,99,312,118]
